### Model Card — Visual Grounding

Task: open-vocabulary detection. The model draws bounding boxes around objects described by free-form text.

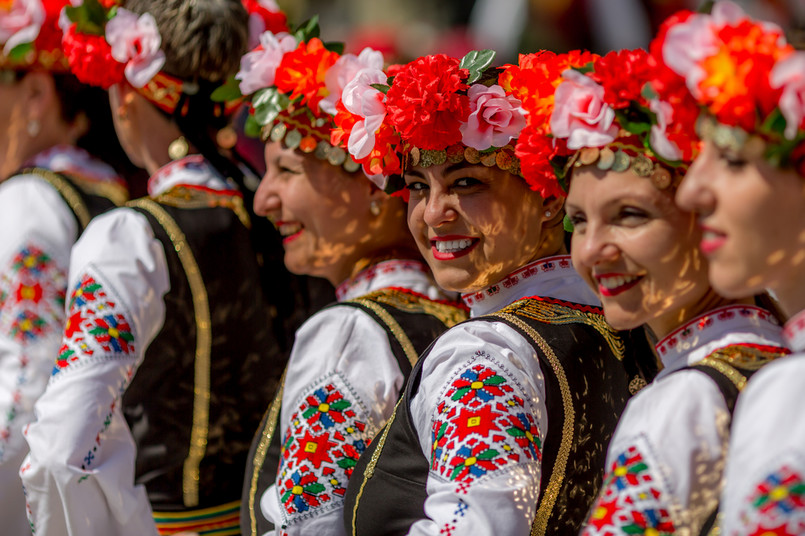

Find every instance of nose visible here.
[253,172,281,217]
[572,223,620,270]
[676,143,716,215]
[422,188,458,228]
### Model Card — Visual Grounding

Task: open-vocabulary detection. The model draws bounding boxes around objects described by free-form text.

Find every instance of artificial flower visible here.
[385,53,470,150]
[319,47,383,116]
[648,98,683,161]
[551,69,618,150]
[236,30,296,95]
[770,51,805,140]
[105,8,165,88]
[592,49,655,109]
[0,0,45,55]
[243,0,288,48]
[62,23,124,88]
[515,124,567,199]
[274,37,339,114]
[460,84,526,150]
[339,67,387,159]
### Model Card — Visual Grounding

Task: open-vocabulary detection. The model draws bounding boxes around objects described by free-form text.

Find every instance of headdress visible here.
[0,0,69,72]
[331,49,530,193]
[514,46,700,200]
[659,0,805,175]
[217,17,387,175]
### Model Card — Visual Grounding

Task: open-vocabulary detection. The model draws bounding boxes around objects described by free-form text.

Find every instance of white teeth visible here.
[599,274,640,289]
[279,223,302,237]
[434,239,473,253]
[702,230,721,240]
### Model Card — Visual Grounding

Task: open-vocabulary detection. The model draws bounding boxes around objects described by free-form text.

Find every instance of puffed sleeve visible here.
[580,369,730,535]
[719,356,805,536]
[0,175,79,534]
[406,321,548,536]
[260,305,406,536]
[20,208,170,536]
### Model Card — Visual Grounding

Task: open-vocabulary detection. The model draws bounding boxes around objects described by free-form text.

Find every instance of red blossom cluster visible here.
[592,49,655,110]
[243,0,288,34]
[62,24,125,89]
[274,38,339,116]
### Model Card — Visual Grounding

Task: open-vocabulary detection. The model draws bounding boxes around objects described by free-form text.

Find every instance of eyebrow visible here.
[404,162,477,179]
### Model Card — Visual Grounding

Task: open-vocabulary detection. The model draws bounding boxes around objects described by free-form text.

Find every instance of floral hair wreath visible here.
[331,49,530,194]
[659,0,805,176]
[0,0,70,71]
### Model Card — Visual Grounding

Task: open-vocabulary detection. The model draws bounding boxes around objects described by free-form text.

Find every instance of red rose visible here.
[592,49,655,109]
[385,54,470,150]
[62,25,126,89]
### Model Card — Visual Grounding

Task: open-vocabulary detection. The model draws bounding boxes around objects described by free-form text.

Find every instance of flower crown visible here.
[514,47,700,199]
[216,17,384,175]
[331,49,529,192]
[0,0,69,71]
[659,1,805,174]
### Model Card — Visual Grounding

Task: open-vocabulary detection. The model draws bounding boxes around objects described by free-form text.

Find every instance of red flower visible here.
[591,49,655,109]
[274,38,340,114]
[385,54,470,150]
[515,124,568,199]
[243,0,288,34]
[62,24,126,89]
[332,100,402,177]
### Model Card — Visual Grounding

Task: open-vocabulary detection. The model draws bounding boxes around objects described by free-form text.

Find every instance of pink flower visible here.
[0,0,44,55]
[771,51,805,140]
[319,47,384,116]
[235,30,296,95]
[341,67,388,160]
[551,69,618,150]
[459,84,526,150]
[105,8,165,88]
[649,98,682,161]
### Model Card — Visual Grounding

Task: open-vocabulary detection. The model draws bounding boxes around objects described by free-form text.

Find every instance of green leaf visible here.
[244,114,261,138]
[324,41,344,55]
[252,87,291,127]
[477,448,499,460]
[459,49,496,84]
[304,482,326,494]
[329,399,351,411]
[65,0,108,35]
[484,375,505,385]
[293,15,320,43]
[7,43,32,62]
[370,83,390,94]
[641,82,659,102]
[615,108,652,136]
[210,76,243,102]
[571,62,595,75]
[563,214,574,233]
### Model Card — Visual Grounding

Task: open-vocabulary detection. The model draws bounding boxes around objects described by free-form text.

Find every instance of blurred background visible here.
[274,0,805,64]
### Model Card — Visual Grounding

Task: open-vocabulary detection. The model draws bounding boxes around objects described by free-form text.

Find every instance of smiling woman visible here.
[337,49,654,536]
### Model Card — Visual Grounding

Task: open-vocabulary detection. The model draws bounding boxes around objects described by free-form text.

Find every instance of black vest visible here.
[239,288,468,536]
[343,296,655,536]
[124,199,286,511]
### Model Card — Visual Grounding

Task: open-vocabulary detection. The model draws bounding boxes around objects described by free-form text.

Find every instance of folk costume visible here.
[21,4,285,535]
[229,24,469,536]
[333,51,654,535]
[0,2,128,533]
[655,3,805,534]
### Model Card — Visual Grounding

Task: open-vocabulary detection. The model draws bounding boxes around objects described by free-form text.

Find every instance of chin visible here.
[709,267,763,300]
[431,268,481,294]
[601,306,646,332]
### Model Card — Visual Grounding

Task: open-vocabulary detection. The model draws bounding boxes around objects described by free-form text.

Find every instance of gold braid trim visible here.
[706,344,787,372]
[23,167,91,229]
[127,198,211,507]
[64,173,128,207]
[498,298,625,360]
[247,369,287,536]
[352,288,468,329]
[152,185,251,229]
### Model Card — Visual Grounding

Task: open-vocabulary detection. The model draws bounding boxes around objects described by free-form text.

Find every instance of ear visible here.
[109,82,138,120]
[541,195,566,223]
[20,72,57,124]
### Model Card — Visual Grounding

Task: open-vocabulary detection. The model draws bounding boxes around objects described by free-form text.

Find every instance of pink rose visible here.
[551,69,618,150]
[319,47,384,116]
[0,0,44,56]
[106,8,165,88]
[235,30,296,95]
[459,84,526,150]
[649,98,682,161]
[341,67,387,160]
[771,51,805,140]
[662,12,717,96]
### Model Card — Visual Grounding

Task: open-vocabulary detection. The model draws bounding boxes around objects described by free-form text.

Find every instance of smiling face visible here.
[567,166,715,336]
[404,162,562,293]
[676,140,805,314]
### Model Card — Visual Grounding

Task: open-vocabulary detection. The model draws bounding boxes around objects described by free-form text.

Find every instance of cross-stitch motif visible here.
[582,444,677,536]
[430,358,543,485]
[740,466,805,536]
[277,372,375,525]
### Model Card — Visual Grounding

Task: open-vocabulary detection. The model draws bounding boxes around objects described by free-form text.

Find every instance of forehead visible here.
[567,167,669,206]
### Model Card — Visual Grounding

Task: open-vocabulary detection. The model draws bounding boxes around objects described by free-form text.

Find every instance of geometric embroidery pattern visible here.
[51,273,136,377]
[582,444,676,536]
[277,372,375,526]
[741,466,805,536]
[430,354,543,485]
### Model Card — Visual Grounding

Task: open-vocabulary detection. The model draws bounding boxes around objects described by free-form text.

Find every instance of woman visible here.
[668,2,805,533]
[237,25,468,536]
[0,1,129,532]
[337,49,653,535]
[544,45,789,535]
[21,1,290,534]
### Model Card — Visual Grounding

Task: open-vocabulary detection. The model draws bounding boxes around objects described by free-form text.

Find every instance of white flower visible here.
[106,8,166,88]
[235,30,296,95]
[0,0,45,56]
[319,47,384,116]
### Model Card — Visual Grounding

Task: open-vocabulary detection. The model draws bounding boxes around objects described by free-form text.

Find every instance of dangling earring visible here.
[27,119,40,137]
[370,200,381,216]
[168,136,189,160]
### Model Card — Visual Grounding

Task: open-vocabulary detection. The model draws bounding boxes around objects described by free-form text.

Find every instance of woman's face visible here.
[568,166,712,335]
[676,140,805,306]
[255,140,375,284]
[404,162,553,293]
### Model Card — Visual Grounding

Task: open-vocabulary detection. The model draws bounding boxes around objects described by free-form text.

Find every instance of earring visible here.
[370,200,381,216]
[168,136,189,160]
[27,119,40,137]
[544,210,552,219]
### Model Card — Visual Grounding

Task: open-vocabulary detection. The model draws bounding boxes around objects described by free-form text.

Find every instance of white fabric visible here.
[260,261,447,536]
[20,156,225,535]
[581,305,787,536]
[0,146,120,535]
[407,256,599,536]
[718,311,805,536]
